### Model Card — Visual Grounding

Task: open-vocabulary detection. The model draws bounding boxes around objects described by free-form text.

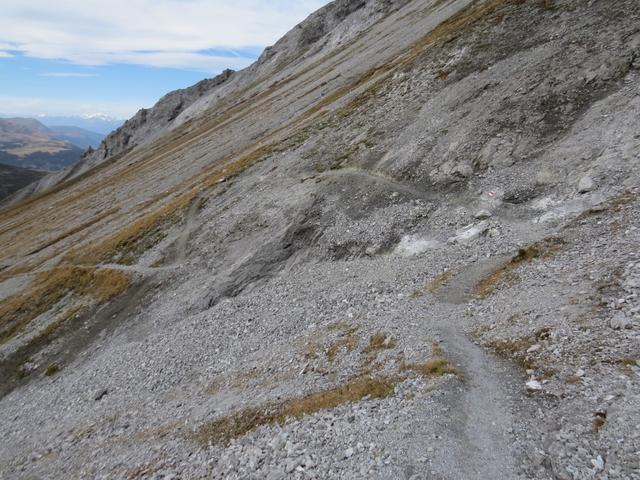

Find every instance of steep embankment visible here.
[1,1,640,479]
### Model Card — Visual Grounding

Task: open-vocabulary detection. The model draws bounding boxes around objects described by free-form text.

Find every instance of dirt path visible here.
[434,317,520,479]
[321,167,438,201]
[171,194,202,266]
[431,255,509,305]
[421,256,525,478]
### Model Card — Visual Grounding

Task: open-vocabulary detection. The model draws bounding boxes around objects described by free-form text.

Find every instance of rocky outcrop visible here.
[79,68,235,172]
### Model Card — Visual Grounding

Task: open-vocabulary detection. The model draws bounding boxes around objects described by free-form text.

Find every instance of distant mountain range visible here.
[0,118,105,172]
[36,115,124,135]
[46,125,105,150]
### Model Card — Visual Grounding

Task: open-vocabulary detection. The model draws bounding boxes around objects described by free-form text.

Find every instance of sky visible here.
[0,0,329,120]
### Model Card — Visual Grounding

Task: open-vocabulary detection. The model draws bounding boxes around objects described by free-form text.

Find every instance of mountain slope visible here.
[0,118,84,171]
[0,164,46,200]
[1,1,640,479]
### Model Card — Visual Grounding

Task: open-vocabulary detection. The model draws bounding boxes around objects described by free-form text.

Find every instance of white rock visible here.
[474,209,492,219]
[344,447,355,459]
[394,235,440,256]
[578,176,596,193]
[449,221,489,244]
[591,455,605,471]
[527,344,541,353]
[269,433,287,451]
[609,312,632,330]
[526,379,543,391]
[575,369,585,377]
[285,459,299,474]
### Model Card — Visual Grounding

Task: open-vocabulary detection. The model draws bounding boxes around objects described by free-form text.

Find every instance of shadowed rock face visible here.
[1,1,640,479]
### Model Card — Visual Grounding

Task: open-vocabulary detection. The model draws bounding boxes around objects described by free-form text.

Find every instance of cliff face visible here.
[80,69,236,171]
[2,1,640,479]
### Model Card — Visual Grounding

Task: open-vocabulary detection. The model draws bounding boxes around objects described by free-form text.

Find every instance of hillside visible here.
[0,118,86,171]
[1,1,640,479]
[0,164,46,200]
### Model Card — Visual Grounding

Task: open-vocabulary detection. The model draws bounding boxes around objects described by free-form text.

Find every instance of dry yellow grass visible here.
[44,363,61,376]
[411,270,452,298]
[362,333,397,355]
[0,265,131,343]
[401,358,458,377]
[62,138,285,267]
[400,343,458,377]
[485,337,536,370]
[65,205,179,265]
[27,207,120,256]
[194,339,463,445]
[473,238,564,299]
[193,375,398,446]
[326,334,359,362]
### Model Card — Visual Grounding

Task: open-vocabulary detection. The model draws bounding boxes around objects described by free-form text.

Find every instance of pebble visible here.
[578,175,596,193]
[474,209,492,219]
[527,344,541,353]
[526,379,543,391]
[591,455,605,471]
[93,389,108,401]
[609,312,632,330]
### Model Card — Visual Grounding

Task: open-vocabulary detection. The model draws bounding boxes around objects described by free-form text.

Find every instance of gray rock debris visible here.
[577,175,597,193]
[609,312,633,330]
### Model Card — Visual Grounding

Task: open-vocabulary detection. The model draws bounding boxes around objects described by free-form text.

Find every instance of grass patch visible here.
[0,265,131,343]
[64,200,186,266]
[362,333,397,355]
[324,323,361,362]
[326,334,359,362]
[194,375,398,446]
[26,207,120,256]
[568,192,636,226]
[473,238,564,299]
[428,270,453,293]
[412,270,453,298]
[195,340,461,445]
[485,333,545,370]
[400,343,458,377]
[44,363,61,376]
[402,358,457,377]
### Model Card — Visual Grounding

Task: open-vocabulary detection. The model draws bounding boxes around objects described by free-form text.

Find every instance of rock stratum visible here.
[1,1,640,479]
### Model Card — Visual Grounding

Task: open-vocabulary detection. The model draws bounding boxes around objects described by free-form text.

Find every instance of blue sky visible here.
[0,0,328,119]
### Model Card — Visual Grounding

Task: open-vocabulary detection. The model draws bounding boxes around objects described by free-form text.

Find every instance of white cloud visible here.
[0,0,329,71]
[0,51,14,58]
[40,72,98,77]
